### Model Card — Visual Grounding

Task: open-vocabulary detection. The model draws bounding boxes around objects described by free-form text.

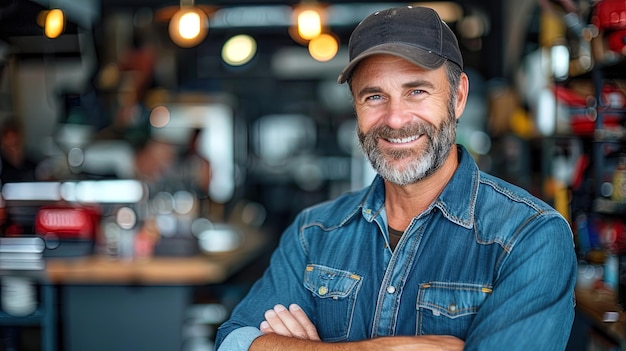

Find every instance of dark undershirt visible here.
[388,226,403,251]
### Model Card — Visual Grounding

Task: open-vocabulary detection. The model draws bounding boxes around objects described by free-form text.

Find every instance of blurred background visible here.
[0,0,625,350]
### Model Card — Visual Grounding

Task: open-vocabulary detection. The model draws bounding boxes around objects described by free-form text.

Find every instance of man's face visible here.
[350,55,459,186]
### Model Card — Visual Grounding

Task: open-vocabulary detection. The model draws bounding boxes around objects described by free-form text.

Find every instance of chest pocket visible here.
[303,264,362,342]
[416,282,492,338]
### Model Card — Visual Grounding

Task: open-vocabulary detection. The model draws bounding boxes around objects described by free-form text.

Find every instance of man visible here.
[0,118,37,185]
[216,6,576,350]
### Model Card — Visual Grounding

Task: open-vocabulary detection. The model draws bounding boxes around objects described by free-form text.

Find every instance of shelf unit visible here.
[539,2,626,349]
[0,237,56,351]
[0,280,56,351]
[571,54,626,351]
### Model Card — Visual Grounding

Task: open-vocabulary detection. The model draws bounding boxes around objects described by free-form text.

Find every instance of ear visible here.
[454,72,469,121]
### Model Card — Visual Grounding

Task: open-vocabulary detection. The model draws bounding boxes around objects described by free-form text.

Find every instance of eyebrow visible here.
[355,79,436,100]
[356,87,382,100]
[403,79,436,90]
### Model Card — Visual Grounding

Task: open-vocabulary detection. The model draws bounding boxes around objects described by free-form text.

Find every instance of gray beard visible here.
[358,110,457,186]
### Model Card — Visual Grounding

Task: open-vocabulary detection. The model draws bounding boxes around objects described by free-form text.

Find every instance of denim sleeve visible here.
[216,326,262,351]
[215,214,311,350]
[464,214,577,350]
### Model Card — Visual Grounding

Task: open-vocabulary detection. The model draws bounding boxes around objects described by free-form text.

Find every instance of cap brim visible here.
[337,43,447,84]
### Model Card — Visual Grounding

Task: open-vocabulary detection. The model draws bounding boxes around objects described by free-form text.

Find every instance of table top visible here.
[575,287,625,343]
[45,229,268,285]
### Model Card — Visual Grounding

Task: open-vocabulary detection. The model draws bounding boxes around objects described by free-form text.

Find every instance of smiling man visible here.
[216,6,576,351]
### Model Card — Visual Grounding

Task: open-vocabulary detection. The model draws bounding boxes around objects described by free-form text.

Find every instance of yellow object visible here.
[169,6,208,48]
[553,181,570,223]
[298,9,322,40]
[308,33,338,62]
[509,107,536,139]
[222,35,257,66]
[611,154,626,201]
[539,10,565,47]
[44,9,65,39]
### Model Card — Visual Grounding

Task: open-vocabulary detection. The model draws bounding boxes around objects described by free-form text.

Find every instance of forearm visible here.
[250,334,343,351]
[250,333,464,351]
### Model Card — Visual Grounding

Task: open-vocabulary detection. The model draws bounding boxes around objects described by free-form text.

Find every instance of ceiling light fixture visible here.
[298,9,322,40]
[168,0,209,48]
[308,33,338,62]
[42,8,65,39]
[222,34,257,66]
[292,1,327,42]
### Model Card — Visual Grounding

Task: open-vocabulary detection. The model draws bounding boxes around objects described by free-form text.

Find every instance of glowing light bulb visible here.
[169,7,209,48]
[222,34,257,66]
[45,9,64,39]
[308,33,338,62]
[179,11,201,39]
[297,9,322,40]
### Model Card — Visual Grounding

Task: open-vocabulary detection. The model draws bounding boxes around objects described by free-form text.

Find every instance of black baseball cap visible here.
[337,6,463,84]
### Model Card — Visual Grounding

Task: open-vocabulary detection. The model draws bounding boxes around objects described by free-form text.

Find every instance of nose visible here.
[383,98,412,129]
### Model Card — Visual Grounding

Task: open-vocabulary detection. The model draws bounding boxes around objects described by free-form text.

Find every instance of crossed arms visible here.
[250,303,465,351]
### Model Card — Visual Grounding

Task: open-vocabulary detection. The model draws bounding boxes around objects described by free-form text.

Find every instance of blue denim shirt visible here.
[216,145,577,350]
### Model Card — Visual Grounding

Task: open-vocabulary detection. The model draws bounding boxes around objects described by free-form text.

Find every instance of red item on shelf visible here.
[592,0,626,31]
[554,86,587,107]
[35,206,100,239]
[572,154,591,190]
[554,85,624,136]
[607,29,626,53]
[592,0,626,53]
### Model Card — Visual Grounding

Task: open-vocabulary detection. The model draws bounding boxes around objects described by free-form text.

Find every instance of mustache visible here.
[359,121,435,142]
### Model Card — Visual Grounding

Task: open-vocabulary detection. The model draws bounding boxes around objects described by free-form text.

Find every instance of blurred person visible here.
[111,50,153,134]
[95,30,156,143]
[131,136,176,257]
[216,6,576,351]
[133,136,176,184]
[180,128,212,198]
[178,128,212,220]
[73,136,174,258]
[0,118,39,236]
[0,118,37,184]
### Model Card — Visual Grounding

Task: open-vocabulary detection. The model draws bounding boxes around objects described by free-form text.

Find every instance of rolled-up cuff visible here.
[217,326,263,351]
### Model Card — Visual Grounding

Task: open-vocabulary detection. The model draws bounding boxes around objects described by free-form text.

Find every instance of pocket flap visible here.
[303,264,362,299]
[417,282,492,318]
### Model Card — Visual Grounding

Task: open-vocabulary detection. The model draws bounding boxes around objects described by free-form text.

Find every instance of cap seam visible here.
[436,11,443,56]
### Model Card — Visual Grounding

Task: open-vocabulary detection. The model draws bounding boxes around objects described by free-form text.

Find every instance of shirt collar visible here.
[361,144,478,229]
[434,144,478,229]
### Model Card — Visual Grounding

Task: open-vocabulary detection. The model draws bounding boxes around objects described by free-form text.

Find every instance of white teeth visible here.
[387,135,419,144]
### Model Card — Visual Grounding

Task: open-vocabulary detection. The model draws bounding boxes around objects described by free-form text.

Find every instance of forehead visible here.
[351,54,446,86]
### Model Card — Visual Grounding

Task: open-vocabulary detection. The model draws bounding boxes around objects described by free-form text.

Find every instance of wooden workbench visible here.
[45,228,268,285]
[37,228,270,351]
[574,287,626,349]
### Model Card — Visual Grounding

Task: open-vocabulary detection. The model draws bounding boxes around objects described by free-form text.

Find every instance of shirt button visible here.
[386,286,396,294]
[448,303,457,313]
[318,286,328,296]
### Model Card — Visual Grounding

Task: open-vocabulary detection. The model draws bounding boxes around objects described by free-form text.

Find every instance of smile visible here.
[385,134,421,144]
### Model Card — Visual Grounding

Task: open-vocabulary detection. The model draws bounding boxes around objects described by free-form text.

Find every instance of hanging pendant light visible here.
[290,1,327,43]
[40,8,65,39]
[168,0,209,48]
[308,33,338,62]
